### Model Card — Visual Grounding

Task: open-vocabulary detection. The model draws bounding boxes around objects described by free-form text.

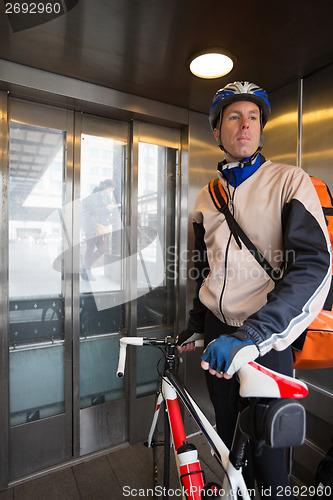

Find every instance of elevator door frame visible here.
[128,121,182,443]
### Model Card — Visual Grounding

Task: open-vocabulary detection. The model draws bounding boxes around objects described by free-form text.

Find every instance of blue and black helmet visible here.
[209,81,271,131]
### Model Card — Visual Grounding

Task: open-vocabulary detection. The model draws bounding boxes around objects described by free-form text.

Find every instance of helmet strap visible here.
[216,110,224,150]
[221,147,262,169]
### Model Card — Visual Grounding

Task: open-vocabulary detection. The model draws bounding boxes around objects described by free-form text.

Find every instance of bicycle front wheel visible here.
[151,400,171,499]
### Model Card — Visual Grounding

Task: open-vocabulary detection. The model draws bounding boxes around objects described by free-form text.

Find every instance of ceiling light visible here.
[189,50,234,79]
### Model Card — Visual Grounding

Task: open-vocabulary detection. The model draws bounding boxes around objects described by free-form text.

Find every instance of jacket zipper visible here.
[219,184,236,322]
[219,232,232,323]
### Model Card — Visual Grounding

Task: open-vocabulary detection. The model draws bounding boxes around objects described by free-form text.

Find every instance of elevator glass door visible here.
[8,100,73,479]
[9,122,66,423]
[76,115,129,455]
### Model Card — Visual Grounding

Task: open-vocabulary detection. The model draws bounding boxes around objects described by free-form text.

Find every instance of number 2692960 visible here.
[5,3,62,15]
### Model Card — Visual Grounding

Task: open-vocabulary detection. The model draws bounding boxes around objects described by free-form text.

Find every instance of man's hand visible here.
[177,342,196,353]
[201,335,259,379]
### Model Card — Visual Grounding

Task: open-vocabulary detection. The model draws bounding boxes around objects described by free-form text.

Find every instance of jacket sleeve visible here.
[238,172,332,355]
[187,221,210,333]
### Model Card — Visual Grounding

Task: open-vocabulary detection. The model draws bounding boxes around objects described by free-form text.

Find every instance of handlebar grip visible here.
[117,343,127,378]
[116,337,144,378]
[194,338,204,348]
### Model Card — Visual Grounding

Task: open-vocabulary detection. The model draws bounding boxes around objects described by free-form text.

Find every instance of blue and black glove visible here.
[201,333,259,377]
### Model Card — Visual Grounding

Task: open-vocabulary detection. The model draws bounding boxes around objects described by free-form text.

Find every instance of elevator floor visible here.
[0,433,222,499]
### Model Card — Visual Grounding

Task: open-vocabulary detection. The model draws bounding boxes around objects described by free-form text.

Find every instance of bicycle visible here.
[116,335,308,500]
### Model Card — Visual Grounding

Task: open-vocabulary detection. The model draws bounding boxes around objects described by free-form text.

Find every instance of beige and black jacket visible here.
[188,160,332,356]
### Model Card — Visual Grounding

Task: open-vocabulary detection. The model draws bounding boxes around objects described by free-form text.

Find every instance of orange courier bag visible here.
[293,311,333,369]
[208,176,333,370]
[293,177,333,369]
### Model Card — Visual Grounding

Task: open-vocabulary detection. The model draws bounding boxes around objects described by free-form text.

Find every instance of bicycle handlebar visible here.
[116,336,308,399]
[116,336,203,378]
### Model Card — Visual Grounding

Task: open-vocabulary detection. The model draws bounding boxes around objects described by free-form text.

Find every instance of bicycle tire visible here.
[151,401,171,500]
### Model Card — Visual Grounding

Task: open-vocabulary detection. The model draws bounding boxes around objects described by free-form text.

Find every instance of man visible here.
[178,82,331,498]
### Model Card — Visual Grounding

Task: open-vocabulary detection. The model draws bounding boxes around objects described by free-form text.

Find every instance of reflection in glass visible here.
[137,143,176,329]
[79,133,126,409]
[8,121,66,425]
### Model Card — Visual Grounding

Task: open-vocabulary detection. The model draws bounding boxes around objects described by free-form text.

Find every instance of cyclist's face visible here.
[214,100,261,161]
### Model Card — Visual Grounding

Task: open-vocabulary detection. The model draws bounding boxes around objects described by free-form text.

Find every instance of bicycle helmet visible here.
[209,81,271,131]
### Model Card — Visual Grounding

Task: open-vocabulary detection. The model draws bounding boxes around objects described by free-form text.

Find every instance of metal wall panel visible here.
[263,80,299,166]
[302,63,333,188]
[0,90,9,491]
[80,400,125,456]
[9,415,68,479]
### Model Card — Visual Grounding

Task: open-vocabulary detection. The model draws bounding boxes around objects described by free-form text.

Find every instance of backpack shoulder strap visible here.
[208,178,228,211]
[208,179,242,249]
[208,178,280,283]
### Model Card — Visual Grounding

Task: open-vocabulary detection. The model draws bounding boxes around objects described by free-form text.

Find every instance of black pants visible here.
[204,310,294,500]
[85,234,107,270]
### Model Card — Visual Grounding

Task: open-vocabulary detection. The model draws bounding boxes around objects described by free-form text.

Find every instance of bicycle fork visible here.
[164,377,205,500]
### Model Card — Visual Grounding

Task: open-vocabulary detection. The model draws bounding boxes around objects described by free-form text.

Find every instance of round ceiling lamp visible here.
[189,49,235,79]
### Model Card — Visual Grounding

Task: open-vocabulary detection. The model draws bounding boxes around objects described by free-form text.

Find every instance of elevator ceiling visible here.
[0,0,332,115]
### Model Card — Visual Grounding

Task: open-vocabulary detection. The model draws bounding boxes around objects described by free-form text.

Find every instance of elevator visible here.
[3,96,183,482]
